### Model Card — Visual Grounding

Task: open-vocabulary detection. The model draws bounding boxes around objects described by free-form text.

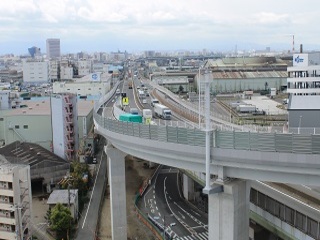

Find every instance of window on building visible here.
[15,125,19,129]
[266,196,275,215]
[257,192,266,210]
[284,206,295,226]
[23,125,28,129]
[0,118,3,121]
[295,211,306,232]
[307,217,318,239]
[250,188,258,204]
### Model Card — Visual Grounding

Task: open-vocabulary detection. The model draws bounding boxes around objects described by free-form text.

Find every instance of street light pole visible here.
[198,67,202,128]
[203,71,212,192]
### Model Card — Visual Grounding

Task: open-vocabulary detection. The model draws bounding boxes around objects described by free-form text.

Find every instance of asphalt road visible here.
[75,138,107,240]
[139,166,208,239]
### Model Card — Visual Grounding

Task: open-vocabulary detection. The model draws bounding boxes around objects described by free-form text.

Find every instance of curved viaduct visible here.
[94,84,320,240]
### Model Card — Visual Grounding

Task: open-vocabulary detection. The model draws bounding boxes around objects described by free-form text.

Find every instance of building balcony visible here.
[0,214,16,225]
[0,189,14,197]
[0,229,16,239]
[287,88,320,94]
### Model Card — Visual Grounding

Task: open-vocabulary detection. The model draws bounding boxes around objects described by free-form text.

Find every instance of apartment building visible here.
[0,163,32,240]
[22,60,49,84]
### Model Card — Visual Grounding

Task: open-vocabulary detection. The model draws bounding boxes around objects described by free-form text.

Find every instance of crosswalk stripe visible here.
[196,232,207,240]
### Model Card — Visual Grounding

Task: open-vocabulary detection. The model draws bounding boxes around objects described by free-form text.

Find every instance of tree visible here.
[49,203,72,239]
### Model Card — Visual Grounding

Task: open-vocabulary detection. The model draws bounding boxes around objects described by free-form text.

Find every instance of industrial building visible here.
[0,141,70,193]
[202,57,288,94]
[0,162,32,240]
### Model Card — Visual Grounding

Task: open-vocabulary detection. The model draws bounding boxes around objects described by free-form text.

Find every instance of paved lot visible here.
[243,95,287,115]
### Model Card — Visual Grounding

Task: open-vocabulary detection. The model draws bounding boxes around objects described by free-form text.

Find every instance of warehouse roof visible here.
[47,189,78,205]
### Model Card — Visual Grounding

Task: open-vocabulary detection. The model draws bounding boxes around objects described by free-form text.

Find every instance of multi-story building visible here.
[60,60,73,80]
[52,74,111,97]
[77,59,92,76]
[0,90,21,110]
[287,52,320,132]
[51,93,79,161]
[0,69,23,84]
[22,60,49,84]
[0,163,32,240]
[28,46,41,58]
[0,97,94,161]
[49,60,60,82]
[46,38,60,60]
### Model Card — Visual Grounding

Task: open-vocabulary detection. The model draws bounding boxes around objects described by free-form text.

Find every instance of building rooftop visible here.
[47,189,78,205]
[211,70,287,79]
[0,141,69,168]
[4,98,93,117]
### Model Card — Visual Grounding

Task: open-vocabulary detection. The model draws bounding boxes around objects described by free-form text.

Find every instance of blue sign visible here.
[92,73,98,80]
[294,55,304,63]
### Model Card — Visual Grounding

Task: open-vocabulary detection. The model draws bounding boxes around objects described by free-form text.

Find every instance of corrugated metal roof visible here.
[47,189,78,204]
[211,71,287,79]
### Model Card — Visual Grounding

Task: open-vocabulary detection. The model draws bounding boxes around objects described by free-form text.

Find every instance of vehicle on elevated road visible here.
[119,113,142,123]
[154,103,171,120]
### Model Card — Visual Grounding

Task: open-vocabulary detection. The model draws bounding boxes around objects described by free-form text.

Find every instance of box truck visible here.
[154,104,171,120]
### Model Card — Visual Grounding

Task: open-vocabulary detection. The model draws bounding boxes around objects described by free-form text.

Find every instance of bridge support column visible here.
[182,174,194,201]
[208,179,249,240]
[106,146,127,240]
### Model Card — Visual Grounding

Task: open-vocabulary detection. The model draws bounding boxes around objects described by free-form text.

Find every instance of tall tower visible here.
[46,38,61,59]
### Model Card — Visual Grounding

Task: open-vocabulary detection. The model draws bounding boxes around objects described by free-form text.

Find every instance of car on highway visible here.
[142,99,147,104]
[170,223,176,227]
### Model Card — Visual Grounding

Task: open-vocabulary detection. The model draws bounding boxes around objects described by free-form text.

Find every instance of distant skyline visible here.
[1,0,320,55]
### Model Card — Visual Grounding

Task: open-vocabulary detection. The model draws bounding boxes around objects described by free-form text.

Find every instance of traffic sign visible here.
[122,97,129,106]
[145,118,151,124]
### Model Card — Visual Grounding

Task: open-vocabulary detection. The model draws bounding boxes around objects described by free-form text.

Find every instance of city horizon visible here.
[1,0,320,55]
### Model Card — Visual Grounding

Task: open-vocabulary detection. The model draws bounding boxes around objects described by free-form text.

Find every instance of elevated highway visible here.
[94,81,320,240]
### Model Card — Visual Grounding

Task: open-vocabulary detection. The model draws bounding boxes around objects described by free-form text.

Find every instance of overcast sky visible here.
[1,0,319,55]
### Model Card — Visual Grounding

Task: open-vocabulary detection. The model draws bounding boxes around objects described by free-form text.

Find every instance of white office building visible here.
[22,60,49,84]
[287,52,320,132]
[0,163,32,240]
[46,38,61,60]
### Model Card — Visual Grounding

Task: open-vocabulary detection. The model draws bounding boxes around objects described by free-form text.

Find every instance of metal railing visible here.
[94,112,320,154]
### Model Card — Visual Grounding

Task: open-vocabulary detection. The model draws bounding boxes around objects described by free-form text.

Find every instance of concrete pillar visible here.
[208,179,249,240]
[182,174,194,201]
[106,146,127,240]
